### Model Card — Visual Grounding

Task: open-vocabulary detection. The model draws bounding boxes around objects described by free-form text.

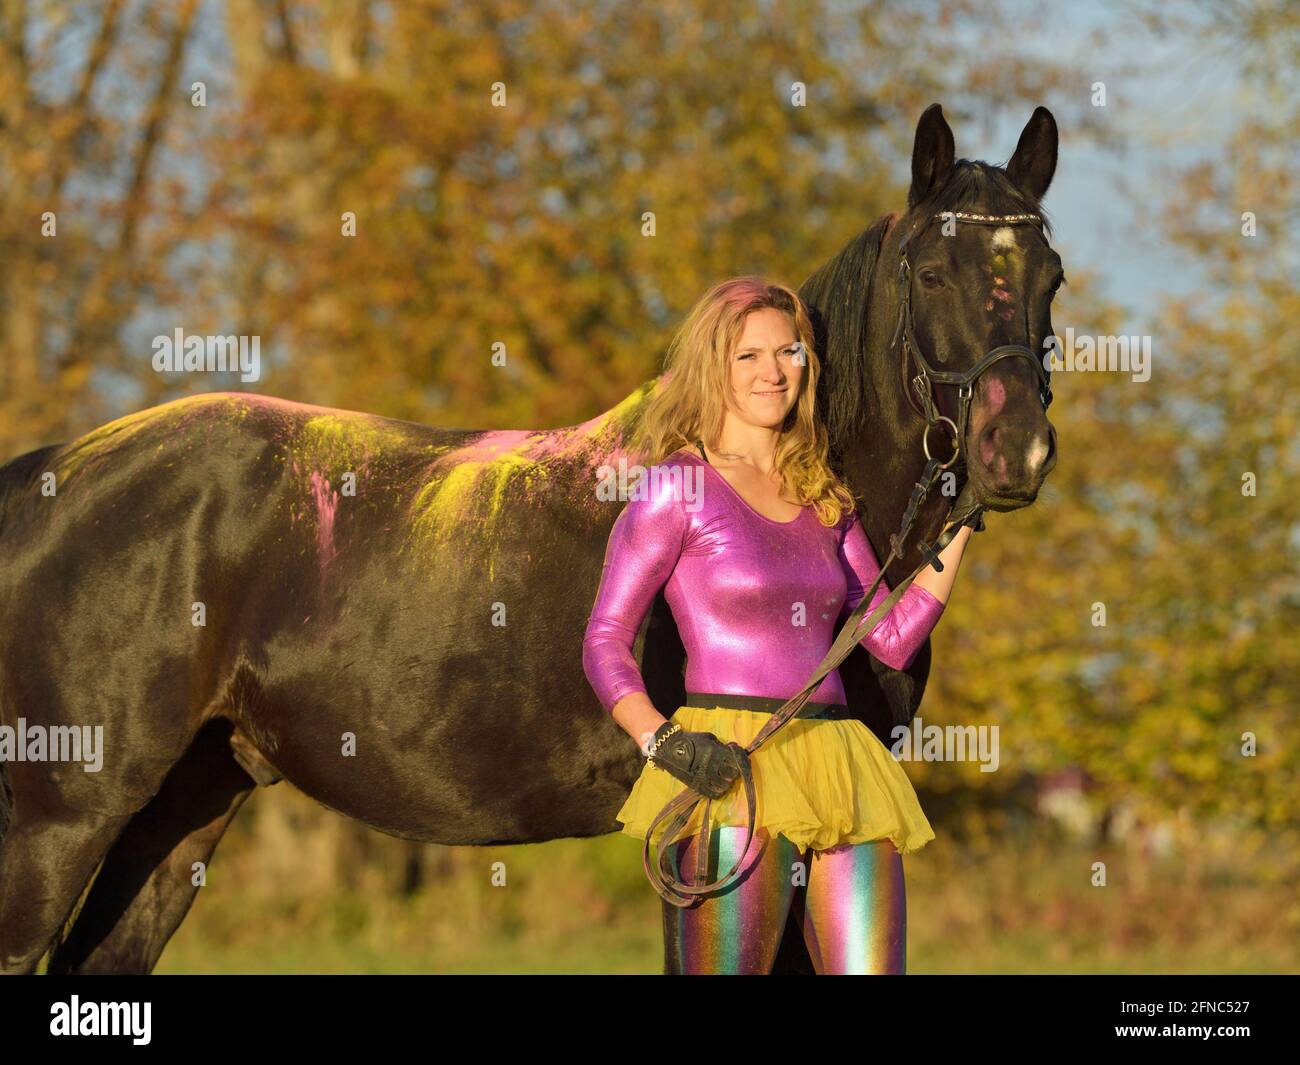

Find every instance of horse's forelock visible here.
[916,160,1054,237]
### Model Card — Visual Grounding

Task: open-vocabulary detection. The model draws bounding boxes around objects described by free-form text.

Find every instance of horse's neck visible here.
[836,212,939,566]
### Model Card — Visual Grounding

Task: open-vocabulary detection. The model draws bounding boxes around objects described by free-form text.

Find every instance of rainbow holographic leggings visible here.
[661,826,906,974]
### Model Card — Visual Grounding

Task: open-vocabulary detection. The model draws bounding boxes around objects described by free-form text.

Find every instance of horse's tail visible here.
[0,444,61,841]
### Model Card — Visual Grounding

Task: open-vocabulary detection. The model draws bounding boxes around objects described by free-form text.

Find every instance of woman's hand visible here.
[649,722,750,800]
[913,482,982,605]
[943,478,986,534]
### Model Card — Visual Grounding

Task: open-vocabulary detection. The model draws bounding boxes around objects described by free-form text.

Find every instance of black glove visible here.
[649,722,750,800]
[945,478,986,533]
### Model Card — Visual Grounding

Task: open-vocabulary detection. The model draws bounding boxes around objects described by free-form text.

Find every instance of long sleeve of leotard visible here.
[838,508,946,672]
[582,477,687,716]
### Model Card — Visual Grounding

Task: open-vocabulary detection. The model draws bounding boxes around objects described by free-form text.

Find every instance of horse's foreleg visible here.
[47,720,257,975]
[0,792,132,974]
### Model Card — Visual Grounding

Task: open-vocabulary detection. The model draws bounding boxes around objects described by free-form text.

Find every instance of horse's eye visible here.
[919,269,942,289]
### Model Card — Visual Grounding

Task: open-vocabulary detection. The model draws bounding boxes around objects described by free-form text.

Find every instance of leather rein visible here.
[642,209,1056,908]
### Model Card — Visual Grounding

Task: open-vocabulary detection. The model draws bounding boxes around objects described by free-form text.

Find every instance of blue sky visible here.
[936,0,1261,330]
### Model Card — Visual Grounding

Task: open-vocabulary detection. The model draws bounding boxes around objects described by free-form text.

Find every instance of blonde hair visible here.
[632,276,858,528]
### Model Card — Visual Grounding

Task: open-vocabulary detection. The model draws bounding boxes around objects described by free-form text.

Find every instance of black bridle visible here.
[891,210,1055,471]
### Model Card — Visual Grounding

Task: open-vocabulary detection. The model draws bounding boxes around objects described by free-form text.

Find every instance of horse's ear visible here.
[1006,106,1058,202]
[908,103,955,208]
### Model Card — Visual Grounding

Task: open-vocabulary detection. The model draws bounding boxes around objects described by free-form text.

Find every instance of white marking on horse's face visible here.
[1026,435,1050,473]
[991,226,1017,251]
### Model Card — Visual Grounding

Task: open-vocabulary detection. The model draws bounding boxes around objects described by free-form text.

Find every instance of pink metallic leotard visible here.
[582,449,946,714]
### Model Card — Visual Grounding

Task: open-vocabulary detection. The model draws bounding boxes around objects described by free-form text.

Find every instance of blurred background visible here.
[2,0,1296,972]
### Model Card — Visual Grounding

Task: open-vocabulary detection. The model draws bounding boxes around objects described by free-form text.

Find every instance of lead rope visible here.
[643,454,960,908]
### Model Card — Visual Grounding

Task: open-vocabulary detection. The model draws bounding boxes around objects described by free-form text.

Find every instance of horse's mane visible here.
[918,159,1053,236]
[798,213,895,459]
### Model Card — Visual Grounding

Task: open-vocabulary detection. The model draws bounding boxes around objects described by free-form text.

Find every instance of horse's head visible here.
[893,103,1061,510]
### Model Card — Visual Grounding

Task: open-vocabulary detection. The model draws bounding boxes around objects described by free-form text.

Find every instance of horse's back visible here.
[0,392,639,841]
[0,393,456,727]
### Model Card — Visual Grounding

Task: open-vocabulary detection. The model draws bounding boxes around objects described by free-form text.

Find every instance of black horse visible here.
[0,103,1059,974]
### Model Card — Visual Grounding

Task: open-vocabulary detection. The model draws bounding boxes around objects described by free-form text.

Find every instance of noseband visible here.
[891,210,1055,470]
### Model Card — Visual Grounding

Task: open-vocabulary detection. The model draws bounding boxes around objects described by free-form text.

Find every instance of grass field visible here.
[154,829,1300,974]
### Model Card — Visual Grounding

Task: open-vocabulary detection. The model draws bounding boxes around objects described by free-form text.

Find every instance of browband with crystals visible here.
[933,210,1042,224]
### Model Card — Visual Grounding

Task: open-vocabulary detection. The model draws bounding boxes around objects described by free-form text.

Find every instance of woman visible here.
[581,277,975,975]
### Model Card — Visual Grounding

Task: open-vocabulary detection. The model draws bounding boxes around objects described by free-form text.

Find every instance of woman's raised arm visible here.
[837,509,963,671]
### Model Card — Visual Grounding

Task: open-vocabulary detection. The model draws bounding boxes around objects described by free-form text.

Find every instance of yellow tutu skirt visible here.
[616,704,935,855]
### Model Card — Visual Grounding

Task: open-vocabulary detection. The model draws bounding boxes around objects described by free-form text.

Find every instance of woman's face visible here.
[727,307,803,429]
